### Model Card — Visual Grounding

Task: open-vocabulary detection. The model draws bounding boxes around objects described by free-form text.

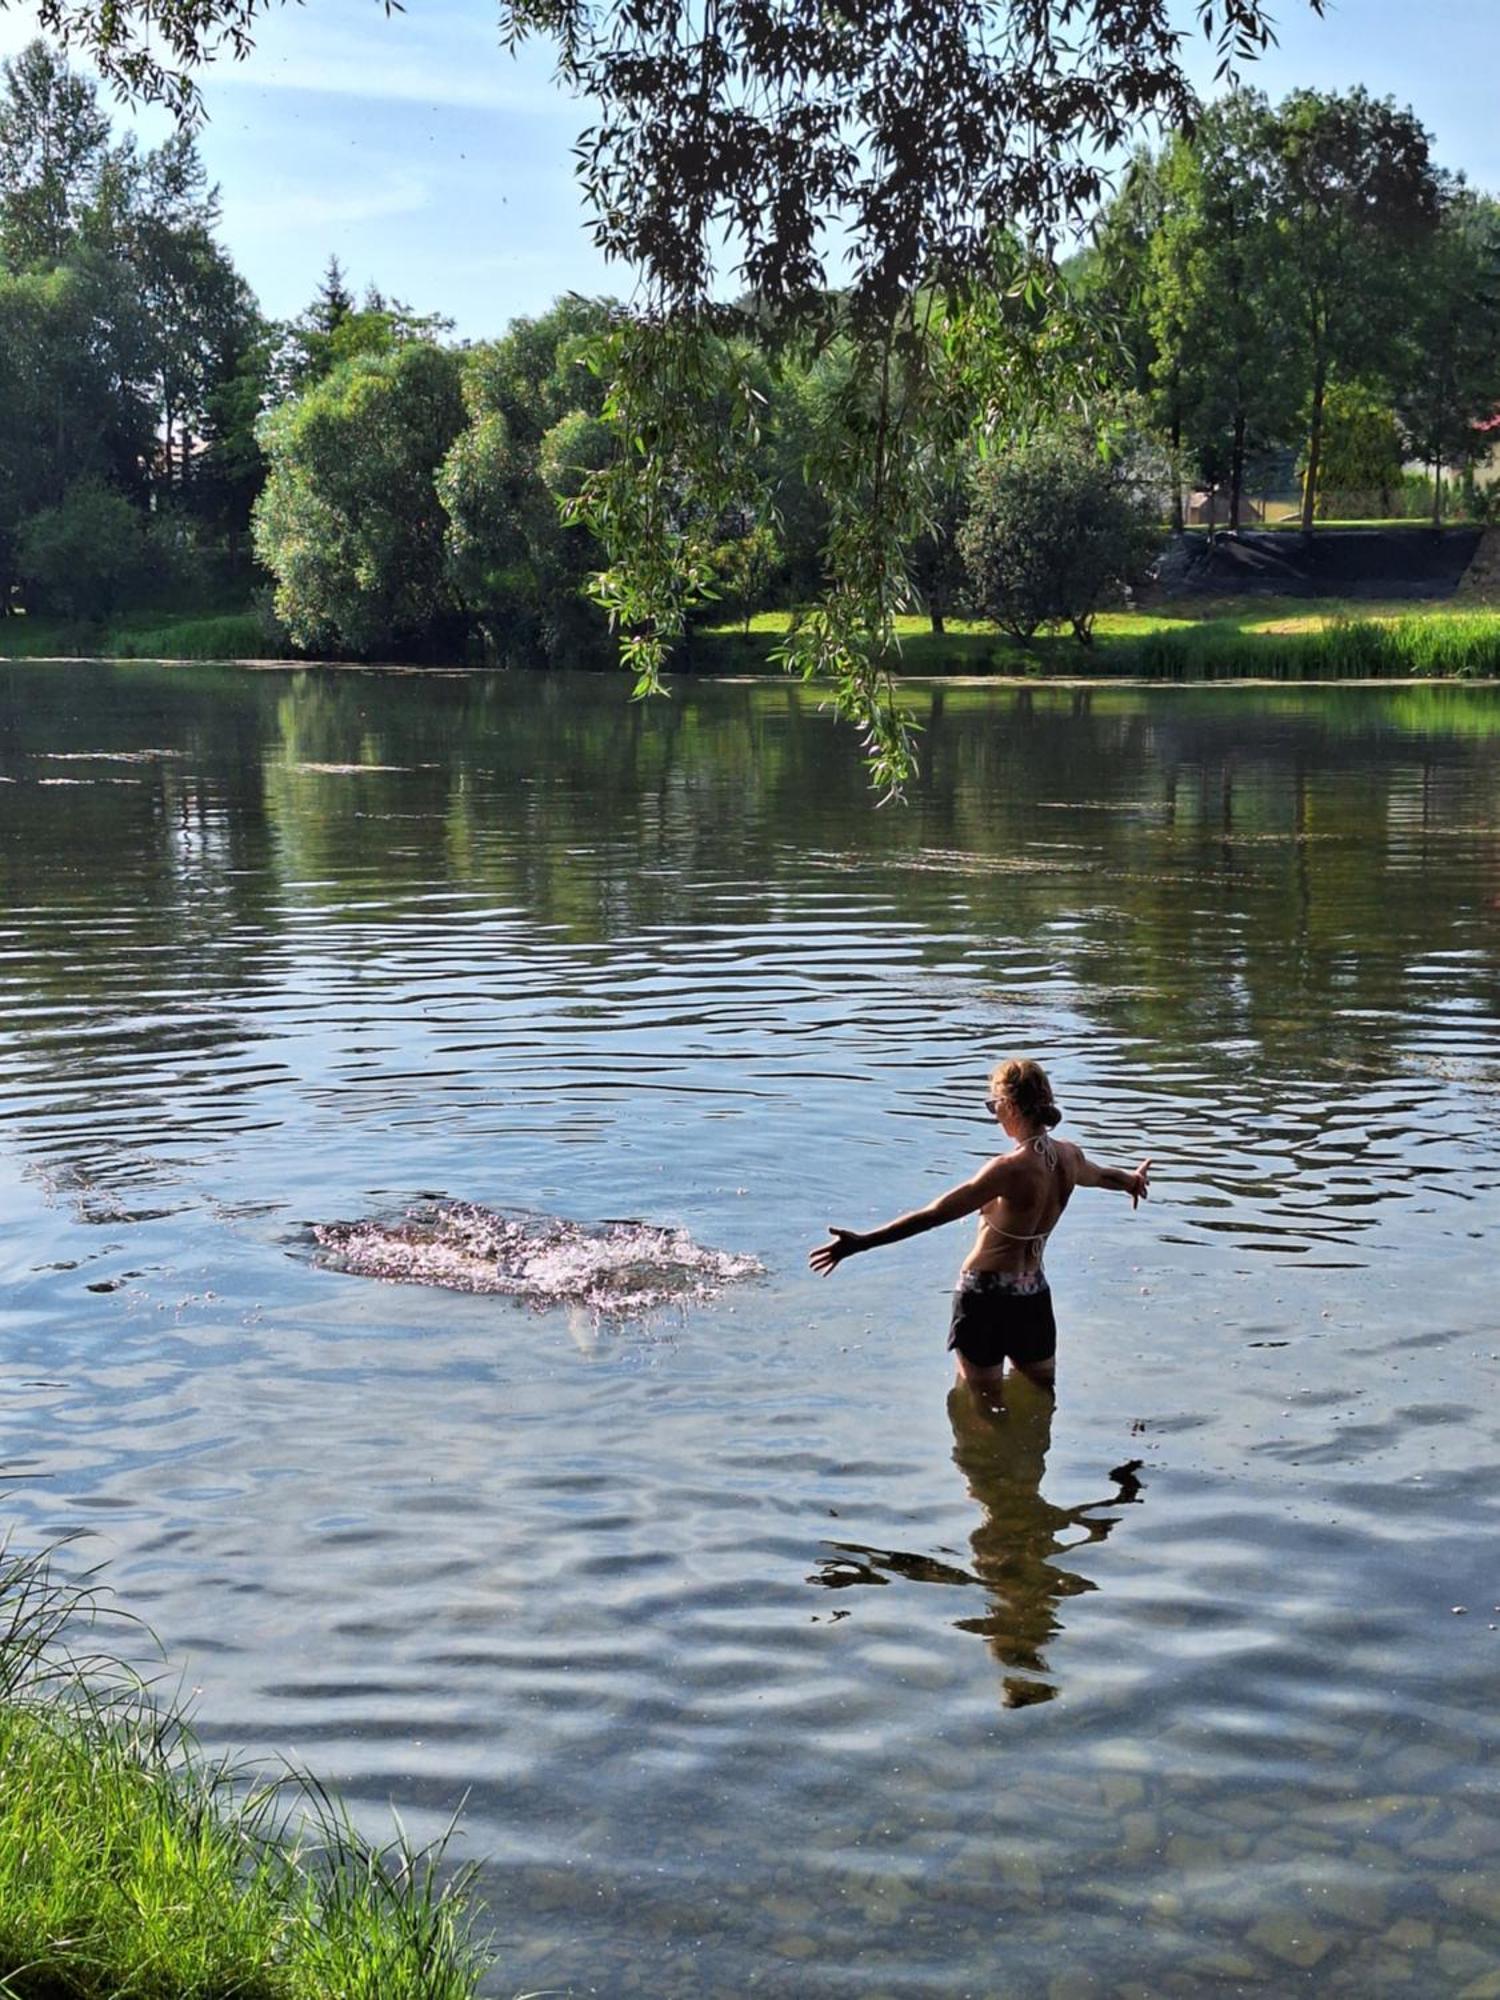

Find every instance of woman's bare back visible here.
[964,1136,1081,1277]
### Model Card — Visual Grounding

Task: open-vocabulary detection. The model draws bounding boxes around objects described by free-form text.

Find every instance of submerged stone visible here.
[1243,1917,1336,1968]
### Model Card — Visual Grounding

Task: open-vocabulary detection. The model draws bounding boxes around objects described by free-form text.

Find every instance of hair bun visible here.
[1043,1105,1062,1128]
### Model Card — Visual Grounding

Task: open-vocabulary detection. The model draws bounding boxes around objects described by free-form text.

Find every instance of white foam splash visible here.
[310,1201,762,1319]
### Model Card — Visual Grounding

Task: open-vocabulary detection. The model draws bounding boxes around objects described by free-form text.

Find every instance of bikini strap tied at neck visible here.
[1029,1131,1058,1169]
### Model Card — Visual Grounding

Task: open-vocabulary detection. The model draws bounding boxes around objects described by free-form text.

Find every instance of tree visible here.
[0,40,115,267]
[1312,380,1404,519]
[438,403,543,658]
[253,343,467,656]
[1086,147,1187,530]
[9,0,1326,789]
[1164,96,1298,532]
[126,129,261,499]
[277,262,452,395]
[959,432,1160,644]
[312,255,354,331]
[1395,194,1500,526]
[17,480,145,619]
[0,41,267,584]
[1265,89,1444,535]
[196,310,274,570]
[0,260,153,604]
[438,303,616,662]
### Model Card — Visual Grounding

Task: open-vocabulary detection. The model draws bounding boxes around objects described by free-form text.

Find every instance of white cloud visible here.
[209,42,547,115]
[0,0,565,116]
[226,166,435,236]
[189,0,560,116]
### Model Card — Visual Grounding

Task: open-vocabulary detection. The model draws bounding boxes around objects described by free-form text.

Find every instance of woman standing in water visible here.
[808,1059,1149,1391]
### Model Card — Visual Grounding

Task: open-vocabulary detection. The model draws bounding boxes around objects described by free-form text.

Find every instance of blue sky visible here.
[1,0,1498,338]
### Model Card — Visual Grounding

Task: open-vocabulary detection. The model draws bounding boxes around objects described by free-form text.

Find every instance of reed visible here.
[0,1541,489,2000]
[111,613,267,661]
[0,611,266,662]
[1107,613,1500,682]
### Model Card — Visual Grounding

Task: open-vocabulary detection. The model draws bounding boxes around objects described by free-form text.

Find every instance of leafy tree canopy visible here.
[252,342,467,656]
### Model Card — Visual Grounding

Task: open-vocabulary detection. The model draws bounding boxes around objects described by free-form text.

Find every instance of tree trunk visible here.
[1432,453,1443,529]
[1301,366,1327,536]
[928,600,945,636]
[1229,408,1247,534]
[1169,395,1184,534]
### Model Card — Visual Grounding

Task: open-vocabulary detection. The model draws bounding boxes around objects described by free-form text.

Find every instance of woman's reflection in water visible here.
[812,1378,1143,1709]
[949,1377,1143,1707]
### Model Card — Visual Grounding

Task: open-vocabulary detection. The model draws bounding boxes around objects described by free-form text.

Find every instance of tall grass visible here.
[0,1541,490,2000]
[111,613,267,660]
[0,611,267,662]
[1117,612,1500,681]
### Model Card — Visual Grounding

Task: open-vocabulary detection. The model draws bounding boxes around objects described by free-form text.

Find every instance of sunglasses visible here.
[984,1096,1005,1115]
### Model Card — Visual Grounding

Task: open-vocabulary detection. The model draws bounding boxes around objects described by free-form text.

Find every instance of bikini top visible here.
[984,1132,1061,1264]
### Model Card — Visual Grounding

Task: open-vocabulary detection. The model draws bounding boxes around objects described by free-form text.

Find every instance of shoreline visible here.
[4,653,1500,693]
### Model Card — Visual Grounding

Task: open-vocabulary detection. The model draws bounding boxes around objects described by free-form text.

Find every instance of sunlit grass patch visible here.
[698,602,1500,681]
[0,1542,488,2000]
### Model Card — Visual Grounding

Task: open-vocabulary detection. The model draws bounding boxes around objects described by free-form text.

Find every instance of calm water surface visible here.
[2,663,1500,1996]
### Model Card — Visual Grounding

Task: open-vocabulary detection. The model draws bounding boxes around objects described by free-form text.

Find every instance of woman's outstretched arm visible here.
[809,1157,1015,1275]
[1073,1153,1151,1207]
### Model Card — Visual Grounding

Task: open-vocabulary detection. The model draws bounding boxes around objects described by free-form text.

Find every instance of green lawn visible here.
[694,602,1500,680]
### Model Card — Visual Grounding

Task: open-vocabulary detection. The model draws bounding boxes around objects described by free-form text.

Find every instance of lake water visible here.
[2,662,1500,1996]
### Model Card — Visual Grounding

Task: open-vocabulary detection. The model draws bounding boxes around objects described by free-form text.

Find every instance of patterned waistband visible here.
[958,1268,1049,1298]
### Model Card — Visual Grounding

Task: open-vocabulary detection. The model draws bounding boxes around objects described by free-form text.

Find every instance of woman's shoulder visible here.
[1052,1136,1085,1177]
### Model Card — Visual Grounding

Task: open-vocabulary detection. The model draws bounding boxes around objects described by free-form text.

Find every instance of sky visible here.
[1,0,1499,339]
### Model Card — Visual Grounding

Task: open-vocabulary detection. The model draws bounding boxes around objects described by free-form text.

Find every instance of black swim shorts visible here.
[947,1272,1057,1370]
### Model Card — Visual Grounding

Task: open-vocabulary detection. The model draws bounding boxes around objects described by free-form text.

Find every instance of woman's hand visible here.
[1131,1159,1152,1208]
[809,1227,865,1275]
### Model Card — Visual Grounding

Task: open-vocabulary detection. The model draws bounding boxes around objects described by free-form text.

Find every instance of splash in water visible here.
[310,1201,762,1318]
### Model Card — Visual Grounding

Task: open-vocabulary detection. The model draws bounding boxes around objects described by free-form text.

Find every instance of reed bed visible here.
[0,1542,489,2000]
[0,612,265,662]
[110,613,267,661]
[1109,612,1500,681]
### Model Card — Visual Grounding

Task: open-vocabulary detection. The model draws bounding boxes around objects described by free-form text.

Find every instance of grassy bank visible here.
[0,608,265,661]
[6,595,1500,682]
[0,1543,488,2000]
[694,603,1500,680]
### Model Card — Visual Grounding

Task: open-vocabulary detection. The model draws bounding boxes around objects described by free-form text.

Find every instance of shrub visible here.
[16,482,146,621]
[959,434,1160,643]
